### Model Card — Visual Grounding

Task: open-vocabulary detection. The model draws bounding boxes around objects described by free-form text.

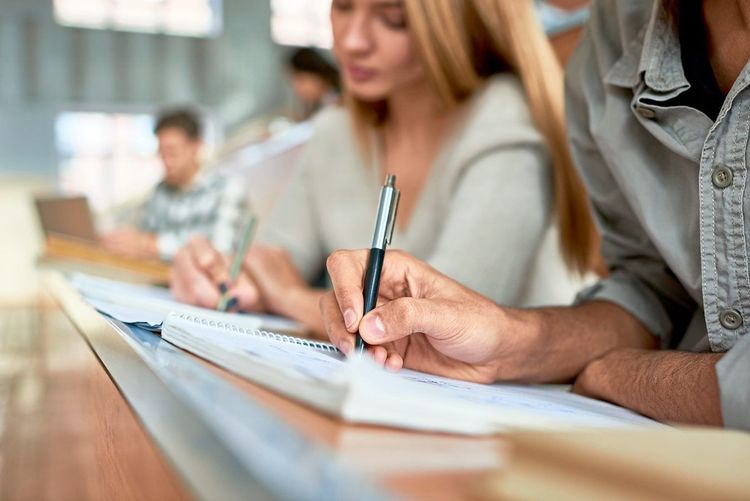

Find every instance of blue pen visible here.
[356,174,400,353]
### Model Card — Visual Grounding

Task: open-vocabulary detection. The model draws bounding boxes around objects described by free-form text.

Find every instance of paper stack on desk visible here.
[161,311,660,435]
[70,273,302,334]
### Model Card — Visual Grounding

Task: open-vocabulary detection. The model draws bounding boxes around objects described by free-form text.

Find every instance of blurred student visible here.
[287,48,341,121]
[170,0,598,335]
[100,109,246,261]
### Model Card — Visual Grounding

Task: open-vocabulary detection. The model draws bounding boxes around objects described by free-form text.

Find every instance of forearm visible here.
[270,287,327,338]
[574,349,723,425]
[501,300,658,382]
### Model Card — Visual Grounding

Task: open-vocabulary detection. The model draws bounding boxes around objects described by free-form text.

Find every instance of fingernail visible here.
[338,340,353,355]
[219,282,229,294]
[344,309,357,330]
[226,297,238,311]
[365,315,385,339]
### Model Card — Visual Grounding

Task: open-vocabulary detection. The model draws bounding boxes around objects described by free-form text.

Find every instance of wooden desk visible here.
[0,297,188,500]
[38,235,170,285]
[0,274,506,500]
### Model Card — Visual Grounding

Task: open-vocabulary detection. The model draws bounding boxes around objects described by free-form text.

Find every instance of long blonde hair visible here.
[345,0,598,274]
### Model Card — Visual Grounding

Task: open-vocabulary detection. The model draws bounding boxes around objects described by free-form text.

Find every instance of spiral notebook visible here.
[69,272,302,334]
[161,312,660,435]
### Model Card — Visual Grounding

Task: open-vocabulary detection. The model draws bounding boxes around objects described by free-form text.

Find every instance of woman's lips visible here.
[346,64,377,82]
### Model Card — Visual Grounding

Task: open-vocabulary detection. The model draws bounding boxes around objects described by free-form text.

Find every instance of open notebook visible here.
[70,273,302,333]
[162,312,660,435]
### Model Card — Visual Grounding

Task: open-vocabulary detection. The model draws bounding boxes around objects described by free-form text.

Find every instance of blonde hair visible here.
[344,0,598,274]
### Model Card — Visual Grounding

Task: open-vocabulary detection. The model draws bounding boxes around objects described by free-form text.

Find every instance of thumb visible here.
[359,297,452,345]
[230,273,264,312]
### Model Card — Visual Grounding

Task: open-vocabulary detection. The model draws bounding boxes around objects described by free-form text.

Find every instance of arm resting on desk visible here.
[573,349,724,426]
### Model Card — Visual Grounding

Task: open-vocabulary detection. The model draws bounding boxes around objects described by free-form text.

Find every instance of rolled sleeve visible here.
[716,335,750,431]
[575,270,675,341]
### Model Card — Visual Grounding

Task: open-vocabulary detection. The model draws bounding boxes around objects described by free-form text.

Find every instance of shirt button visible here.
[719,308,743,330]
[711,166,733,189]
[636,106,656,119]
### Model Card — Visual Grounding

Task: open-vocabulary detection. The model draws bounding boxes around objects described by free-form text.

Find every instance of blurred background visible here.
[0,0,588,304]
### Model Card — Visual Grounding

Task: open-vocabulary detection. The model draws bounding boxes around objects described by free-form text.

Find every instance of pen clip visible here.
[385,189,400,246]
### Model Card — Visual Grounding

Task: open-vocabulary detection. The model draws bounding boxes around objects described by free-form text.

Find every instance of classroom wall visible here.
[0,0,288,174]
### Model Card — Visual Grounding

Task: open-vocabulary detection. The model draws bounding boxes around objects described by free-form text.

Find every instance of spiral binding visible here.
[175,313,341,353]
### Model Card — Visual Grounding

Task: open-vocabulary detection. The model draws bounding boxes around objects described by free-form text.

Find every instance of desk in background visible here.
[38,235,171,285]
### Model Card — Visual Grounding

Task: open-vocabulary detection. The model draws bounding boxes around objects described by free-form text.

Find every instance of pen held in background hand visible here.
[357,174,400,353]
[217,214,258,312]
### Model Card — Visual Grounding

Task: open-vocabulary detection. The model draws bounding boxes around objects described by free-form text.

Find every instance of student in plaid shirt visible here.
[100,109,246,261]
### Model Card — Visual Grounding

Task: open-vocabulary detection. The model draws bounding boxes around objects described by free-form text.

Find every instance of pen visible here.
[357,174,400,353]
[217,214,258,312]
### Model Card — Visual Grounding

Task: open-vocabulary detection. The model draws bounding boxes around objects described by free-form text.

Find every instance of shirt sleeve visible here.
[716,335,750,431]
[209,176,249,255]
[565,14,696,346]
[256,147,326,283]
[425,145,555,305]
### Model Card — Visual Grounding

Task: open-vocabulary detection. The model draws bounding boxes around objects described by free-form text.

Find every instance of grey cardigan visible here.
[259,74,582,307]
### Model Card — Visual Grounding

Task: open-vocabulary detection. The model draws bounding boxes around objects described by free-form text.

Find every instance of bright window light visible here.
[271,0,332,48]
[53,0,223,38]
[269,1,589,48]
[56,112,162,214]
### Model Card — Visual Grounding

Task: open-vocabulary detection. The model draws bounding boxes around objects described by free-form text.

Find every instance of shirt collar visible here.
[604,0,689,94]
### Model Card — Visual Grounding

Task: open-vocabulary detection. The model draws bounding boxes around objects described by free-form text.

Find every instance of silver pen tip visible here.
[385,174,396,187]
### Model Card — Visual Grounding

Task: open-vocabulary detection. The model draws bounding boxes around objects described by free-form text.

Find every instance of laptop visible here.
[34,195,98,244]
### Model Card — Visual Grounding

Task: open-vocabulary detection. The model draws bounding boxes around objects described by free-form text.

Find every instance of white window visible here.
[56,112,162,214]
[53,0,223,38]
[269,1,589,48]
[271,0,332,48]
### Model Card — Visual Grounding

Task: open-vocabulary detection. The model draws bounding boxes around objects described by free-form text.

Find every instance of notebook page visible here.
[164,313,658,433]
[70,272,301,333]
[165,312,345,382]
[393,370,658,427]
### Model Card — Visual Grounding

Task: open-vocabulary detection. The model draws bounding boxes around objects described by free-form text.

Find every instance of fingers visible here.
[170,245,221,308]
[326,249,369,333]
[189,236,229,286]
[359,297,451,345]
[320,291,355,354]
[228,272,264,312]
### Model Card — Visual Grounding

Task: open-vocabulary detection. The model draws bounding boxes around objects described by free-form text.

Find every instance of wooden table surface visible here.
[0,298,188,500]
[0,286,507,500]
[198,358,508,501]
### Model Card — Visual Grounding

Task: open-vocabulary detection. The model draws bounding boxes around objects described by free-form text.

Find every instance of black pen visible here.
[357,174,400,353]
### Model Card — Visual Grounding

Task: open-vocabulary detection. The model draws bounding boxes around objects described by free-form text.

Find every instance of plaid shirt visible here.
[138,171,248,260]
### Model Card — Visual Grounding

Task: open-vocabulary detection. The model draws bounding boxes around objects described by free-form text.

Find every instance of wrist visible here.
[277,286,327,336]
[490,305,545,382]
[269,284,308,318]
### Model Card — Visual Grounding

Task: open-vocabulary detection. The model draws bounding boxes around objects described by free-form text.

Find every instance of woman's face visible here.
[331,0,425,102]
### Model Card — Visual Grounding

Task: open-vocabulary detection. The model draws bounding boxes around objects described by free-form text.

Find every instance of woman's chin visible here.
[346,83,389,103]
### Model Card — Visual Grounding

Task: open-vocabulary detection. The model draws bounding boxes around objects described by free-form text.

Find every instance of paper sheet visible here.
[167,313,659,430]
[70,273,302,333]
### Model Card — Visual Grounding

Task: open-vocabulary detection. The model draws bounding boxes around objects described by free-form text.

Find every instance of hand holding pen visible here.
[217,214,258,311]
[356,174,400,353]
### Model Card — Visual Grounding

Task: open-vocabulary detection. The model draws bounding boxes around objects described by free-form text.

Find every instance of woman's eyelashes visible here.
[332,0,353,13]
[380,13,407,30]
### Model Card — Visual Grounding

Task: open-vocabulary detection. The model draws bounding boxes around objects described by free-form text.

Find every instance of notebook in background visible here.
[70,272,303,334]
[162,312,661,435]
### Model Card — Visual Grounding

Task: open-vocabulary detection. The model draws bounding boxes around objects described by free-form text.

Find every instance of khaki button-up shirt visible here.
[566,0,749,430]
